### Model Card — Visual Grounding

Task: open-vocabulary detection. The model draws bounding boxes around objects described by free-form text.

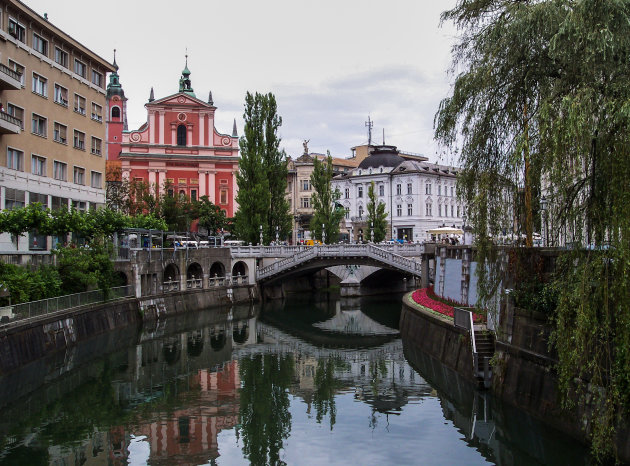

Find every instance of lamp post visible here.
[322,223,326,245]
[350,226,353,244]
[370,221,374,243]
[540,196,547,247]
[275,225,279,244]
[259,224,263,246]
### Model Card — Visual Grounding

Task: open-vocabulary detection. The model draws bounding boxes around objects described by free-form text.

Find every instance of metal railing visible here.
[4,285,134,324]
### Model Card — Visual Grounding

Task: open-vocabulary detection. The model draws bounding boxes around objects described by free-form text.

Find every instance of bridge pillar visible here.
[421,254,430,289]
[461,247,471,305]
[438,245,447,297]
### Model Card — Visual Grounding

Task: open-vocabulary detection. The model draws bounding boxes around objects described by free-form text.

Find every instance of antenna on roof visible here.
[365,116,373,146]
[382,128,385,145]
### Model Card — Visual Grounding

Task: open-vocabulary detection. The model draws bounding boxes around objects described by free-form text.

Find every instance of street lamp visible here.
[259,224,263,246]
[370,221,374,243]
[540,196,547,247]
[322,223,326,245]
[350,226,353,244]
[275,225,279,244]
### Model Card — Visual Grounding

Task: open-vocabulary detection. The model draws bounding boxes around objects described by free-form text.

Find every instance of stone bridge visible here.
[114,243,427,297]
[256,244,424,285]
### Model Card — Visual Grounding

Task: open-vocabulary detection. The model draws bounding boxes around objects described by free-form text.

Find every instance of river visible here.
[0,292,589,465]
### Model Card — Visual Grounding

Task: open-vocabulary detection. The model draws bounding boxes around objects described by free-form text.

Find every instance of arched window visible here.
[177,124,187,146]
[111,106,120,119]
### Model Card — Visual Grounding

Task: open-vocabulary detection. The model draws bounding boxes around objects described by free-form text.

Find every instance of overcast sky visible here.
[26,0,459,163]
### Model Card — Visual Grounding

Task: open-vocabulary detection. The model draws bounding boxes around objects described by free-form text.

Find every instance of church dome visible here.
[357,145,404,170]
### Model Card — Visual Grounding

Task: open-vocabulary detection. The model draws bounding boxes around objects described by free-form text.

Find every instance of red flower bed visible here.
[411,287,485,323]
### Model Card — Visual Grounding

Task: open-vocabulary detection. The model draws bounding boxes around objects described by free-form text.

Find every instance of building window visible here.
[32,33,48,56]
[407,203,413,216]
[451,205,454,217]
[91,70,103,88]
[358,205,364,218]
[357,186,363,198]
[344,187,349,199]
[8,60,25,86]
[189,178,199,185]
[73,130,85,150]
[457,205,460,218]
[4,188,25,210]
[426,183,432,195]
[438,185,442,196]
[54,84,68,106]
[8,18,25,42]
[91,103,102,122]
[53,122,67,144]
[220,189,228,204]
[91,137,102,155]
[31,114,47,137]
[407,183,413,195]
[191,189,197,202]
[73,166,85,185]
[177,124,186,146]
[74,59,86,78]
[396,204,402,216]
[451,186,454,197]
[74,94,86,115]
[396,184,402,195]
[32,73,47,97]
[72,200,86,211]
[111,106,120,119]
[54,47,68,68]
[6,103,24,129]
[438,204,442,216]
[53,161,67,181]
[345,207,350,219]
[426,203,432,216]
[90,171,102,188]
[7,148,24,171]
[301,179,311,191]
[31,154,46,176]
[300,197,310,209]
[379,184,385,197]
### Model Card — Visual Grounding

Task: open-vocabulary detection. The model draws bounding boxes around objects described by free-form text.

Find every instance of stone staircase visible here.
[473,327,495,389]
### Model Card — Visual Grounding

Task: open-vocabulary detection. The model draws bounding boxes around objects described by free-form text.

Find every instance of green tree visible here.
[310,153,344,243]
[238,353,294,465]
[195,196,227,235]
[435,1,630,460]
[366,182,388,243]
[234,92,290,244]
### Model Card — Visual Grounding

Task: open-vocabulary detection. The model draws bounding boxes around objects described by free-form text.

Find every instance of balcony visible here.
[0,63,22,90]
[0,112,21,134]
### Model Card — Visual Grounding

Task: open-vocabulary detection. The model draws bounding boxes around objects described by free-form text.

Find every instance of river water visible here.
[0,293,589,465]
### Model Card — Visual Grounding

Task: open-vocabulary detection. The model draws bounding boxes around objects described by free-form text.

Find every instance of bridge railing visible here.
[256,244,423,280]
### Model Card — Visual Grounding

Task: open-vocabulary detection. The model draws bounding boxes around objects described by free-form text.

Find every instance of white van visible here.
[223,240,245,247]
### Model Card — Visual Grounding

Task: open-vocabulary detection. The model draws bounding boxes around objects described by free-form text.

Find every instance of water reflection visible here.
[0,295,588,465]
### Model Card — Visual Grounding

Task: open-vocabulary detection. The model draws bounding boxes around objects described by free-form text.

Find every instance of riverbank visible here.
[0,285,257,375]
[400,290,630,463]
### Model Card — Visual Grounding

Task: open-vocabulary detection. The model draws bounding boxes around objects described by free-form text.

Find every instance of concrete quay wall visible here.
[0,285,258,376]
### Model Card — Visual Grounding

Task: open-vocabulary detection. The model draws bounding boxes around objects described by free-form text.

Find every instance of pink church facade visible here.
[111,62,239,218]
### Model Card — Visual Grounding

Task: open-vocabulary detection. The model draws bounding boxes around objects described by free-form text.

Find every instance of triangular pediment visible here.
[148,92,214,108]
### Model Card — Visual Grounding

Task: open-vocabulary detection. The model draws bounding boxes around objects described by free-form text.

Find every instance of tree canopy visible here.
[234,92,291,244]
[366,182,388,243]
[310,153,344,243]
[435,0,630,459]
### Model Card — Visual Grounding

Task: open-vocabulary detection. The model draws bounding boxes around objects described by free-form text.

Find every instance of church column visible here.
[232,169,239,212]
[148,170,157,196]
[199,114,205,146]
[149,111,156,143]
[158,111,165,145]
[198,170,207,198]
[171,123,177,146]
[187,123,193,148]
[157,170,166,192]
[207,170,216,203]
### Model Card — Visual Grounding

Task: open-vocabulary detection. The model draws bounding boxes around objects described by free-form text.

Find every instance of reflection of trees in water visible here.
[238,354,294,466]
[313,357,347,430]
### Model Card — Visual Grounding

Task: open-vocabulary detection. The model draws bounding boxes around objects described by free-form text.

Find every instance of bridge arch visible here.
[163,263,180,282]
[187,262,203,280]
[232,261,248,278]
[210,261,226,277]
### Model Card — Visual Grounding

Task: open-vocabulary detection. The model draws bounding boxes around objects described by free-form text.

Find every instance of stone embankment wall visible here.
[0,286,257,375]
[400,292,474,384]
